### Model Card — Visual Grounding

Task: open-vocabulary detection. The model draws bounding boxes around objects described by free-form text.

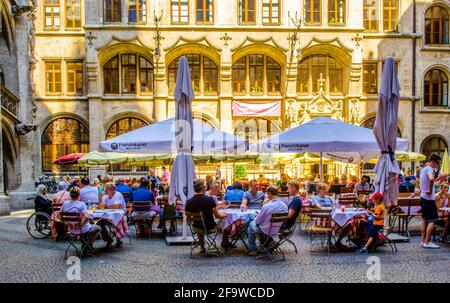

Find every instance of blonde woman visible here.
[435,182,450,243]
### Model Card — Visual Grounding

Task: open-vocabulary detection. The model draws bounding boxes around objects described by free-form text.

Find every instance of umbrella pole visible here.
[320,152,323,182]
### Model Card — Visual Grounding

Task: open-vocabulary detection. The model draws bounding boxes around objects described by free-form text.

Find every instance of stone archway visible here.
[1,123,19,194]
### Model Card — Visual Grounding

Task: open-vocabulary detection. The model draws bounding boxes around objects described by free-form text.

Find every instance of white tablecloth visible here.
[332,209,368,227]
[221,208,258,231]
[88,209,125,226]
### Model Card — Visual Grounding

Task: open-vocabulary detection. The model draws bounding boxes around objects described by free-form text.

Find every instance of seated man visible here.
[79,177,100,207]
[185,179,227,254]
[246,185,288,256]
[116,177,133,203]
[241,180,266,210]
[354,175,371,192]
[281,180,303,231]
[60,186,101,255]
[399,176,415,193]
[98,182,126,250]
[223,181,245,203]
[311,184,337,209]
[205,181,222,205]
[131,179,158,221]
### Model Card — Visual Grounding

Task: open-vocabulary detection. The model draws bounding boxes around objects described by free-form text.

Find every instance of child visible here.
[357,192,385,253]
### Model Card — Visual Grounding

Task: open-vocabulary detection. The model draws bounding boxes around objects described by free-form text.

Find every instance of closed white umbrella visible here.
[168,56,196,242]
[373,57,402,207]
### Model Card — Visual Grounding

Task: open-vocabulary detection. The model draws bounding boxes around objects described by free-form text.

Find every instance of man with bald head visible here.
[116,177,133,203]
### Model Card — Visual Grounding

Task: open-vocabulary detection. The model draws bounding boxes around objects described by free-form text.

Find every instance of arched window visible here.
[328,0,346,25]
[106,117,148,139]
[421,136,448,159]
[234,118,279,142]
[42,118,89,172]
[103,54,154,95]
[296,54,344,95]
[106,117,149,171]
[361,117,402,137]
[104,0,122,22]
[425,6,449,45]
[168,54,218,95]
[423,69,448,107]
[232,54,281,95]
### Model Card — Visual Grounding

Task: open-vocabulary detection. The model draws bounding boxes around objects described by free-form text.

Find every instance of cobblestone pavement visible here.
[0,209,449,283]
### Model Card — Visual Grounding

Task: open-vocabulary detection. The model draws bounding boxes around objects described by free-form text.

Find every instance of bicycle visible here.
[26,197,52,239]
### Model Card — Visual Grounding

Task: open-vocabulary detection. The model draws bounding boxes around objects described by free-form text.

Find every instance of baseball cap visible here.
[369,192,384,201]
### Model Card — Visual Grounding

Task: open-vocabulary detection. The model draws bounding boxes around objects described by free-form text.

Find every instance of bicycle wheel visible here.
[26,212,51,239]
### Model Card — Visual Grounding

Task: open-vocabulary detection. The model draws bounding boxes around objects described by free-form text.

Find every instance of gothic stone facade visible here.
[10,0,449,210]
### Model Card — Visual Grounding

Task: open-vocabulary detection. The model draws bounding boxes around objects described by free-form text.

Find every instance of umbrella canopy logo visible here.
[111,143,118,151]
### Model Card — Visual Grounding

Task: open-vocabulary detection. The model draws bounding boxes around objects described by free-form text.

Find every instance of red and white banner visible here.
[232,101,281,117]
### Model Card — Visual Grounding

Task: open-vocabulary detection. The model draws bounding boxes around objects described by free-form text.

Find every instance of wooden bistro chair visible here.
[304,209,333,253]
[60,212,94,259]
[125,202,133,225]
[390,197,421,240]
[225,200,242,209]
[338,194,359,207]
[132,201,153,239]
[256,212,298,262]
[185,211,220,258]
[356,190,372,208]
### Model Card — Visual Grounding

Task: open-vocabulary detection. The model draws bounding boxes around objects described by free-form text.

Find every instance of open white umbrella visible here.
[99,118,246,154]
[251,117,408,180]
[373,57,402,207]
[168,56,196,242]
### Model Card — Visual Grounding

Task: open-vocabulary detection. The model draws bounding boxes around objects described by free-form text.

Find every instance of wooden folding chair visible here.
[304,209,333,253]
[224,200,242,209]
[338,194,359,207]
[257,212,297,262]
[60,212,93,259]
[132,201,153,238]
[185,211,220,258]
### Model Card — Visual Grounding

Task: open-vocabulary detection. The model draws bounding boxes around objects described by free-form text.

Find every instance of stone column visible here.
[154,57,167,121]
[0,109,11,215]
[7,13,37,209]
[219,47,233,133]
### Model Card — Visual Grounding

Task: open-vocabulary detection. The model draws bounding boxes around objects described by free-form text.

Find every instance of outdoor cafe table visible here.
[88,209,128,241]
[220,208,258,235]
[315,208,369,248]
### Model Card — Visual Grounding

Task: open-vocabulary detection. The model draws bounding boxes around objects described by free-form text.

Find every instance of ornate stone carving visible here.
[349,99,361,124]
[286,99,299,127]
[15,123,37,136]
[332,100,343,121]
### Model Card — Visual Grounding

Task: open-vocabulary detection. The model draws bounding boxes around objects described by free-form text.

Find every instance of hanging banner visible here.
[232,101,281,117]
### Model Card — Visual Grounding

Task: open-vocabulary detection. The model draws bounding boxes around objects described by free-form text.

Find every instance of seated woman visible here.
[35,184,52,216]
[51,181,71,241]
[435,182,450,243]
[60,187,102,256]
[311,184,336,209]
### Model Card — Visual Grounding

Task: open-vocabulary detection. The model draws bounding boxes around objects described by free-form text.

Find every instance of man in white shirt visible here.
[79,177,99,206]
[98,182,125,250]
[419,154,443,249]
[100,182,125,210]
